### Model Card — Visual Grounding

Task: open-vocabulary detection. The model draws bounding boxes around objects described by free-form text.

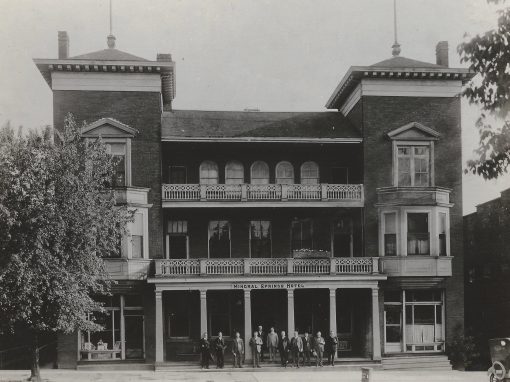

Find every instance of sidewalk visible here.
[0,368,487,382]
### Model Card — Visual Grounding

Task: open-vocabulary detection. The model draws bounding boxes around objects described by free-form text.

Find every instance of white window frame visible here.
[392,140,434,187]
[300,161,320,184]
[275,161,295,184]
[207,220,231,259]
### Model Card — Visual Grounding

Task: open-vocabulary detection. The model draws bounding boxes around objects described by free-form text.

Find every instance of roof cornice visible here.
[33,58,174,88]
[325,66,474,110]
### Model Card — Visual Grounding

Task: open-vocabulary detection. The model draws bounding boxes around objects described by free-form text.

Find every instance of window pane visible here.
[209,221,230,258]
[386,326,401,342]
[384,290,401,303]
[250,161,269,184]
[414,305,435,325]
[276,161,295,184]
[132,213,143,236]
[225,161,244,184]
[132,236,143,258]
[385,213,396,233]
[200,161,218,184]
[113,155,126,187]
[398,156,411,186]
[300,162,319,184]
[385,306,401,324]
[385,234,397,256]
[250,221,272,258]
[407,213,429,255]
[408,213,428,233]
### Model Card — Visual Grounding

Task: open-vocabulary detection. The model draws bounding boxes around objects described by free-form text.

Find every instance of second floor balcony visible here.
[162,183,364,207]
[154,256,379,277]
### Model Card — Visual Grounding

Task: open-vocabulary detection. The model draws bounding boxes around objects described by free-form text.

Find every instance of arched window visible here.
[225,161,244,184]
[250,161,270,184]
[199,161,218,184]
[300,161,319,184]
[275,161,294,184]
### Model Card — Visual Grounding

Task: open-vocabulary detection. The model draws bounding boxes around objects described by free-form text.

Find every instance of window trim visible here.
[207,220,232,259]
[392,140,434,187]
[249,220,272,258]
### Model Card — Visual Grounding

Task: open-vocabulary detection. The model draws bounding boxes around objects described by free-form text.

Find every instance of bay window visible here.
[407,213,429,255]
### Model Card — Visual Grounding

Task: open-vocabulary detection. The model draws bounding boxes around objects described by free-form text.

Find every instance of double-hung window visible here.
[397,145,430,187]
[383,213,397,256]
[131,213,144,258]
[208,220,231,258]
[407,213,429,255]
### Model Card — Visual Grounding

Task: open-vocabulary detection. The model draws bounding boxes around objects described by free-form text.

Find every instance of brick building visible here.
[464,188,510,366]
[34,31,472,369]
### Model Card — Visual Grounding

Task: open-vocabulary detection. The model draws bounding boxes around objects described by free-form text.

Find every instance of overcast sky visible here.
[1,0,509,214]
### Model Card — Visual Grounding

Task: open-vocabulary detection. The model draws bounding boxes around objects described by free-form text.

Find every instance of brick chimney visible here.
[58,31,69,59]
[157,53,175,111]
[435,41,449,67]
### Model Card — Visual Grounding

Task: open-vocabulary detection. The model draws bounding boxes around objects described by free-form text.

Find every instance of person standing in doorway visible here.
[266,327,279,362]
[231,332,244,368]
[325,330,338,366]
[257,325,266,362]
[199,332,211,369]
[302,331,313,366]
[314,331,325,367]
[214,332,226,369]
[278,330,290,367]
[290,331,303,368]
[249,331,263,368]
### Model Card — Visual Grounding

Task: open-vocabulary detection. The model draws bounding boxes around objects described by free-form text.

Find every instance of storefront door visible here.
[384,305,402,353]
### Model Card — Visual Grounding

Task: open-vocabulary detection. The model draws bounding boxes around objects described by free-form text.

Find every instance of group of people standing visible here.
[199,325,339,369]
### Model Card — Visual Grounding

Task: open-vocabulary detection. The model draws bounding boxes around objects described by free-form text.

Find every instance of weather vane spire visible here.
[107,0,116,49]
[391,0,401,56]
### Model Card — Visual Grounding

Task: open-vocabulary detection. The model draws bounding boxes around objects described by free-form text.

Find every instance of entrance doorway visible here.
[125,315,144,359]
[251,290,287,334]
[294,289,328,336]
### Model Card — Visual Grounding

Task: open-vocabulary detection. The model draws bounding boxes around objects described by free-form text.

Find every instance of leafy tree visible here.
[459,0,510,179]
[0,115,132,381]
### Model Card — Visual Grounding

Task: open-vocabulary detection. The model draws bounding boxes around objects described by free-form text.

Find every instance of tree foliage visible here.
[459,0,510,179]
[0,115,132,379]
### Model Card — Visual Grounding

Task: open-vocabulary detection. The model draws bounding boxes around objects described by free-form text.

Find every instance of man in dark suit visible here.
[199,332,211,369]
[214,331,226,369]
[278,330,290,367]
[302,331,313,366]
[325,330,339,366]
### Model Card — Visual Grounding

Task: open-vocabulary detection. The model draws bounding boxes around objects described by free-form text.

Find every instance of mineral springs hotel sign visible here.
[232,282,305,290]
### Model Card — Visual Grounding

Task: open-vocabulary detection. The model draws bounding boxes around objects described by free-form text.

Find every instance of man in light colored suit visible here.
[290,331,303,368]
[231,332,244,368]
[266,327,279,362]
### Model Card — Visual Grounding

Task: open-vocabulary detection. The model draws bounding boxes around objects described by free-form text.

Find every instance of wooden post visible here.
[244,289,252,361]
[155,291,164,363]
[371,288,382,360]
[287,289,295,335]
[200,290,208,336]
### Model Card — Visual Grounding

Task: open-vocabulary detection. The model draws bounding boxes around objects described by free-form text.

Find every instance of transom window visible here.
[250,161,270,184]
[276,161,294,184]
[208,220,231,258]
[250,220,272,258]
[397,145,430,187]
[200,161,219,184]
[225,161,244,184]
[300,161,319,184]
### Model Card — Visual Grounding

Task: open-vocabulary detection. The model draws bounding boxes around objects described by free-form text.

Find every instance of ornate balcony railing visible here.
[155,257,379,277]
[162,183,364,203]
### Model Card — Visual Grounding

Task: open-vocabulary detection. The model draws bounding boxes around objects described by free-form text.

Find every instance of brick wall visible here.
[53,90,164,259]
[358,95,464,345]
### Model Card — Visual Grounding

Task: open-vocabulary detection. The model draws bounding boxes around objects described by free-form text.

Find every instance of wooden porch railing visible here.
[155,257,379,277]
[162,183,363,202]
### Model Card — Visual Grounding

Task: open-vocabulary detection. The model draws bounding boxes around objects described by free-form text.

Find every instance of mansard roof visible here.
[161,110,361,142]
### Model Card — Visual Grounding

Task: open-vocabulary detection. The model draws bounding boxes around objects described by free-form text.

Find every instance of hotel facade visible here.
[34,31,472,369]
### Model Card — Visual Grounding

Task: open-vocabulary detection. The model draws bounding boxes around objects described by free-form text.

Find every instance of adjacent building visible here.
[464,188,510,366]
[33,31,472,369]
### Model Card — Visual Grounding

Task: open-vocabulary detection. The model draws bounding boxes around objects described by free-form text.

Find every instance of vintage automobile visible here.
[488,338,510,381]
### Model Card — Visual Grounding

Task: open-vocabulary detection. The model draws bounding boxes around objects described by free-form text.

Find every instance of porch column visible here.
[120,295,126,360]
[287,289,295,335]
[200,290,207,336]
[371,288,382,360]
[155,290,164,363]
[244,289,252,360]
[329,288,337,360]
